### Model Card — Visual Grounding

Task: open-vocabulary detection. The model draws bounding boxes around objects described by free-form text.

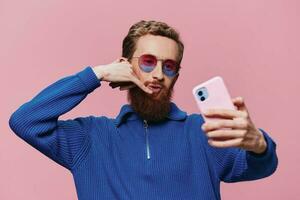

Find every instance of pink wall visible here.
[1,0,299,199]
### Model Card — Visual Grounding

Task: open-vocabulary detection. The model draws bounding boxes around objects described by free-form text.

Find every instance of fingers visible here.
[204,121,246,148]
[108,57,152,94]
[109,81,144,91]
[110,80,146,92]
[202,97,253,150]
[109,82,137,90]
[206,129,246,140]
[119,84,136,90]
[109,82,132,89]
[130,75,153,94]
[203,108,248,119]
[202,96,250,131]
[208,137,243,148]
[109,82,118,88]
[202,118,249,132]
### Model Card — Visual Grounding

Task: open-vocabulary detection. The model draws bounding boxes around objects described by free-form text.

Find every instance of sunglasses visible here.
[131,54,180,77]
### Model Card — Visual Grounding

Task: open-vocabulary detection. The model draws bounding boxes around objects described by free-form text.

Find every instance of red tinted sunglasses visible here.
[132,54,180,77]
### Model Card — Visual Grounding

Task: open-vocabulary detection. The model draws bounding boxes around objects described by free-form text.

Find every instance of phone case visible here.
[192,76,236,123]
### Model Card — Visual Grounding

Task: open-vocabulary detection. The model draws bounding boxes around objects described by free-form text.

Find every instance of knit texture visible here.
[9,66,278,200]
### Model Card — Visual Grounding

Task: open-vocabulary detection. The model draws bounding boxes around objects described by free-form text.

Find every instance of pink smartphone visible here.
[192,76,236,123]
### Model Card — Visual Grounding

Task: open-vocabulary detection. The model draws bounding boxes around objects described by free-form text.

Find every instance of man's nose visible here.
[151,61,164,81]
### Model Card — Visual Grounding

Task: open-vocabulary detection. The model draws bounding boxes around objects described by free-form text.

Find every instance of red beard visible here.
[127,83,174,123]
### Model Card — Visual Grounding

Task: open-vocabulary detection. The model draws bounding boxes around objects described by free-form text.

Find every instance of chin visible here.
[148,91,163,100]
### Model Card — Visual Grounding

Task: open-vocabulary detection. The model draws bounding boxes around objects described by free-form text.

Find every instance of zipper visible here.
[143,120,151,160]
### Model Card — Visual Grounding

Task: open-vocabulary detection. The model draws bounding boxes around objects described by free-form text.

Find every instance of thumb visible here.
[232,96,248,112]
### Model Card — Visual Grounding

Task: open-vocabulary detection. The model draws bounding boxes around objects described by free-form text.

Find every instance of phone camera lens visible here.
[198,91,203,96]
[200,96,205,101]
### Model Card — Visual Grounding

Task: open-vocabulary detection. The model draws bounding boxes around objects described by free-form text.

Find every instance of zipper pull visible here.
[143,120,148,128]
[143,120,151,159]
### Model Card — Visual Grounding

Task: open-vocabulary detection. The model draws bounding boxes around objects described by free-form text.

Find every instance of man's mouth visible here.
[147,83,162,93]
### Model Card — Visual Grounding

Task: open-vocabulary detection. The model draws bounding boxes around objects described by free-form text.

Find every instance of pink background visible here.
[1,0,299,199]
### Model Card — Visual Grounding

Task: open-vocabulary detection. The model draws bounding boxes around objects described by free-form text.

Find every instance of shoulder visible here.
[89,115,121,133]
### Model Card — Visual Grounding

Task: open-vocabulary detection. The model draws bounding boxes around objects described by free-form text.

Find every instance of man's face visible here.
[127,34,180,123]
[131,34,179,98]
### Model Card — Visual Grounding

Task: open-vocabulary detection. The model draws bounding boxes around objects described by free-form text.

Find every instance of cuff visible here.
[246,128,277,159]
[76,66,101,92]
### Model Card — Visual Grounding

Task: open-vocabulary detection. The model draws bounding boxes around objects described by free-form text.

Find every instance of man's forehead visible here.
[134,35,178,60]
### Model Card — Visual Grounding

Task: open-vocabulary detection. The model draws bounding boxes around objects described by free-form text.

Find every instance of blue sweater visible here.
[9,66,278,200]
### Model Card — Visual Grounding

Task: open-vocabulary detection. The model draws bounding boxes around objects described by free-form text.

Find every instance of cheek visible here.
[166,81,173,89]
[168,78,177,89]
[133,66,147,82]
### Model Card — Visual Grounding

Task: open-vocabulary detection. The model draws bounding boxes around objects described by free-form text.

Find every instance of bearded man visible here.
[9,20,278,200]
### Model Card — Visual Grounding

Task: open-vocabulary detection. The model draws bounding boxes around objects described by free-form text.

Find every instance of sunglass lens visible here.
[139,55,157,72]
[163,60,178,76]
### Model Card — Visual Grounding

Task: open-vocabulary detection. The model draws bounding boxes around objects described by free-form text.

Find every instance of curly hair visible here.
[122,20,184,66]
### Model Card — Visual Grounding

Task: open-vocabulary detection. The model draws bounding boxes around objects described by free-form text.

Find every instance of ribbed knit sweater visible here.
[9,66,278,200]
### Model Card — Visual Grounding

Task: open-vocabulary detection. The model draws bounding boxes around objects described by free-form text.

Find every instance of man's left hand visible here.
[201,96,267,154]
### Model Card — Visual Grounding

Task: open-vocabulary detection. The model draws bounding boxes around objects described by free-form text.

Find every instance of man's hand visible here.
[201,97,267,154]
[92,57,153,94]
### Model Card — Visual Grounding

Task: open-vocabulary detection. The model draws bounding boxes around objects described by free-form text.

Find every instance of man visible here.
[9,20,278,200]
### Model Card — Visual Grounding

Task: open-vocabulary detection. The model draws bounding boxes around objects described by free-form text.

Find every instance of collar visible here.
[114,102,187,127]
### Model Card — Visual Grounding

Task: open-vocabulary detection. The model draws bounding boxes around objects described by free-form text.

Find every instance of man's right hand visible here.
[92,58,153,94]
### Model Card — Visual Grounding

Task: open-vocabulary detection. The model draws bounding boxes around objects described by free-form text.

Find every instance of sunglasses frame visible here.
[131,54,181,77]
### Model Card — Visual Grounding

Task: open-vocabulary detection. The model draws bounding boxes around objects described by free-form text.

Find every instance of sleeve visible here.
[8,66,101,171]
[200,116,278,183]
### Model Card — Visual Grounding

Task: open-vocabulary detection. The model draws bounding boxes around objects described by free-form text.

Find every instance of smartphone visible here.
[192,76,236,123]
